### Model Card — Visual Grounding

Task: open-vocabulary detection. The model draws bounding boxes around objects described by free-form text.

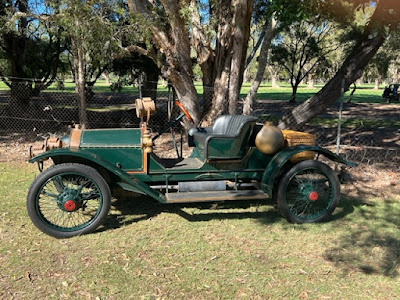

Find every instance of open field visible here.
[0,80,386,103]
[0,143,399,299]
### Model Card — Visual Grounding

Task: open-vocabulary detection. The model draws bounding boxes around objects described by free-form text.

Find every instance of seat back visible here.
[212,115,258,136]
[205,115,258,159]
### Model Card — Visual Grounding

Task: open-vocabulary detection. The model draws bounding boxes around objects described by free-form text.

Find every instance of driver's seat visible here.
[189,115,258,160]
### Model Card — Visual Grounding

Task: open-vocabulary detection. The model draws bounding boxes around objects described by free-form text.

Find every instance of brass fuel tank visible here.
[255,122,284,155]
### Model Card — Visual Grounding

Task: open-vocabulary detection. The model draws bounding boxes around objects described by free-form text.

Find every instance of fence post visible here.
[168,83,173,121]
[336,77,345,155]
[138,74,142,99]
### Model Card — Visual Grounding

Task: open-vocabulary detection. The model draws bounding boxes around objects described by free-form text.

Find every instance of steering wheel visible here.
[175,100,194,124]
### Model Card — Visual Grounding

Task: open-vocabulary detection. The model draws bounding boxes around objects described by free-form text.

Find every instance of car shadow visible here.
[97,189,359,233]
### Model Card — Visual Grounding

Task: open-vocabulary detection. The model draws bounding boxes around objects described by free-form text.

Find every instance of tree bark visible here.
[307,72,315,88]
[243,17,276,115]
[270,67,280,88]
[126,0,254,124]
[278,1,390,129]
[228,0,253,115]
[72,37,88,129]
[374,78,379,90]
[201,0,233,121]
[126,0,201,125]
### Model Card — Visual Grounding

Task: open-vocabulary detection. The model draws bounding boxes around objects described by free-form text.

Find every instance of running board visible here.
[165,190,269,203]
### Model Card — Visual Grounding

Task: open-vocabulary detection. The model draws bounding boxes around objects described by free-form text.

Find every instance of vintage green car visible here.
[27,98,355,238]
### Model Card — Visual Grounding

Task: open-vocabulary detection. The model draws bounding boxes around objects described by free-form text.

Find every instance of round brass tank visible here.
[255,122,284,155]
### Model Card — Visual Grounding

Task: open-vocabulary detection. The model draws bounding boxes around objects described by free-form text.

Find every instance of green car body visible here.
[27,107,355,238]
[29,127,353,202]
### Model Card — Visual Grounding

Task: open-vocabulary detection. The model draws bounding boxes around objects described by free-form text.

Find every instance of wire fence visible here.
[0,79,399,170]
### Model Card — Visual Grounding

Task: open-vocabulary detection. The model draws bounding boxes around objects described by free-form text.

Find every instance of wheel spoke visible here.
[278,161,340,223]
[36,171,103,231]
[286,169,333,219]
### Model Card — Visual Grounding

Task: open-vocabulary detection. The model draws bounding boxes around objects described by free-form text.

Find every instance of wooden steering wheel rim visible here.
[175,101,194,123]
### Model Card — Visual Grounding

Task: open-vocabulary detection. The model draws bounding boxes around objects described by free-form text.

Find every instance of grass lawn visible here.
[0,80,386,103]
[1,162,399,299]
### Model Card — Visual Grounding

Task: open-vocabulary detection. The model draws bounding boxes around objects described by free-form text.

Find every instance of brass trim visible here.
[70,128,82,149]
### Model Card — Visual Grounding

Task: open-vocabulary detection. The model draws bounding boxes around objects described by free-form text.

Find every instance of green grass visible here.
[0,80,387,103]
[1,162,399,299]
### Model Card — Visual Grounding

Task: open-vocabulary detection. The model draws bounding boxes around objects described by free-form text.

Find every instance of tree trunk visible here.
[277,0,392,129]
[202,51,233,125]
[271,69,279,88]
[127,0,200,125]
[374,78,379,90]
[73,38,88,129]
[126,0,253,124]
[289,84,298,103]
[278,31,386,129]
[243,17,276,115]
[142,68,160,101]
[228,0,253,115]
[393,65,399,83]
[103,71,110,85]
[307,72,315,88]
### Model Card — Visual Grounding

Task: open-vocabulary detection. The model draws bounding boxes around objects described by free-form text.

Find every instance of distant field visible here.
[0,80,386,103]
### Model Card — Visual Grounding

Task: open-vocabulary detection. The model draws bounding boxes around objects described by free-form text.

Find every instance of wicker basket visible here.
[282,130,316,162]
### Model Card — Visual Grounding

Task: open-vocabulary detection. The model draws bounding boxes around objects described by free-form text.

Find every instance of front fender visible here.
[261,146,356,195]
[29,149,165,202]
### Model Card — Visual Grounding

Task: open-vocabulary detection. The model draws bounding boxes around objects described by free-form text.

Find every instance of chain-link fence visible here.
[0,79,399,170]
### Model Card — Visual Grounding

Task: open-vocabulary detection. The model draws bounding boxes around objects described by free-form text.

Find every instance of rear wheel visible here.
[27,163,111,238]
[277,160,340,223]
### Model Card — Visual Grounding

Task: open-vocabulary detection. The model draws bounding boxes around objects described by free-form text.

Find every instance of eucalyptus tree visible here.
[271,19,342,102]
[125,0,254,124]
[278,0,400,129]
[52,0,126,128]
[381,29,400,83]
[0,0,65,105]
[365,50,393,89]
[243,0,343,114]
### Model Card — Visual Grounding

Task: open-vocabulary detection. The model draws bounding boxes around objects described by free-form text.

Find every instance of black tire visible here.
[27,163,111,238]
[276,160,340,224]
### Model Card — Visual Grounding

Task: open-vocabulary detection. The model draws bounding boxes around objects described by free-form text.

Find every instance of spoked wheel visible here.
[277,160,340,223]
[27,163,111,238]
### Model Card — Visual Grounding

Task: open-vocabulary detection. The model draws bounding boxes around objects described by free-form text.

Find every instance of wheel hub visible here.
[309,191,319,201]
[64,200,77,211]
[57,189,82,212]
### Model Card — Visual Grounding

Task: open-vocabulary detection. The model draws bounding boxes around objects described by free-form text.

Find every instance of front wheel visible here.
[27,163,111,238]
[277,160,340,223]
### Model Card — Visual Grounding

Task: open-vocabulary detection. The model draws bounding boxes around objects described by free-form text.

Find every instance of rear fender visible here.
[261,146,356,195]
[29,149,165,202]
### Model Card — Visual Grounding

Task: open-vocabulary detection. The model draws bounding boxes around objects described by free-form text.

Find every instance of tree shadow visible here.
[324,173,400,278]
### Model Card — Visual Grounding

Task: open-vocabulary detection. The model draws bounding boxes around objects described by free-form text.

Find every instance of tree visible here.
[125,0,254,125]
[54,0,126,128]
[243,16,277,115]
[365,50,393,90]
[278,0,400,129]
[0,0,65,106]
[242,0,345,114]
[111,50,160,99]
[271,19,341,102]
[379,29,400,84]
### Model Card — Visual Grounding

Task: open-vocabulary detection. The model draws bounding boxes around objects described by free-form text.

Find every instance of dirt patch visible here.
[255,100,400,120]
[0,133,34,163]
